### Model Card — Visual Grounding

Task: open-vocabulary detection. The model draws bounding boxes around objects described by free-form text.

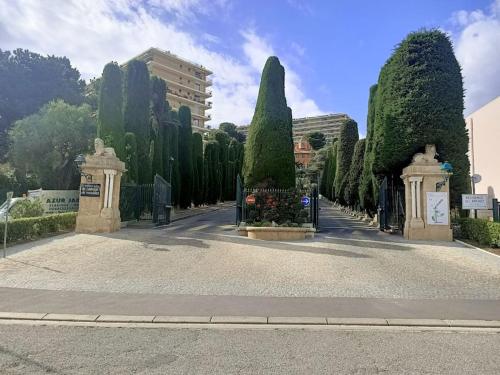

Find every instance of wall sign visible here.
[462,194,489,209]
[28,189,79,214]
[80,184,101,197]
[426,192,449,225]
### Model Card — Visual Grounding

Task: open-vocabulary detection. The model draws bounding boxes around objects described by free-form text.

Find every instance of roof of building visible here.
[123,47,213,74]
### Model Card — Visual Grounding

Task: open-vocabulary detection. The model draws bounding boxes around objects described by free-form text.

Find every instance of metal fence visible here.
[237,184,318,227]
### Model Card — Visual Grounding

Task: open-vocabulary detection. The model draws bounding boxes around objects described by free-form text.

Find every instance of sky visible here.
[1,0,499,136]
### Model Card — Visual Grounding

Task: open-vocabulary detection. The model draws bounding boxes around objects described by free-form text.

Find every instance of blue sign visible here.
[301,196,310,207]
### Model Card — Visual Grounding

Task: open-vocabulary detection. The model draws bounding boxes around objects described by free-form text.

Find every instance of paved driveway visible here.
[1,203,499,300]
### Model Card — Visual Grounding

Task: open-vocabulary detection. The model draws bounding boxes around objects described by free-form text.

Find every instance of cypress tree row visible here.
[123,59,151,184]
[204,140,220,204]
[243,56,295,188]
[169,110,181,206]
[359,84,378,213]
[371,30,470,206]
[192,132,204,207]
[150,76,168,179]
[124,132,138,183]
[344,139,366,208]
[161,101,172,182]
[334,119,359,204]
[227,139,243,199]
[97,62,125,158]
[326,142,338,200]
[213,131,230,201]
[178,105,193,208]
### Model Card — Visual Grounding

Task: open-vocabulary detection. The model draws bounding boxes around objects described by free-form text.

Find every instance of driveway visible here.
[0,202,499,301]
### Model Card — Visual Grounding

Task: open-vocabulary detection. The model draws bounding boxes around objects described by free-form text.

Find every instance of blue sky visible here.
[1,0,499,136]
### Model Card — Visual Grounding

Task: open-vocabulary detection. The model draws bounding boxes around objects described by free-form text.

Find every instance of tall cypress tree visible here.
[371,30,470,206]
[204,140,220,204]
[335,119,359,204]
[345,139,366,208]
[359,84,378,213]
[162,101,172,182]
[178,105,193,208]
[150,76,168,179]
[213,131,230,201]
[243,56,295,188]
[192,132,204,206]
[97,62,124,158]
[169,110,181,206]
[124,132,138,183]
[123,59,151,184]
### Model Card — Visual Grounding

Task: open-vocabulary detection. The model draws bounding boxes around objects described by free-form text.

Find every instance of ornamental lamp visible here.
[436,161,453,191]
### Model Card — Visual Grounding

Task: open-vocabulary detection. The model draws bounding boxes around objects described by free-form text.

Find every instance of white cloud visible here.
[452,0,500,113]
[0,0,325,126]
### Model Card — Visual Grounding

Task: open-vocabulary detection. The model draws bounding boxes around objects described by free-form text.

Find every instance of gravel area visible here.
[0,207,499,299]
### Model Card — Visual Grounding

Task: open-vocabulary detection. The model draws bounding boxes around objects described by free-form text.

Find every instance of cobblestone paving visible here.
[0,206,499,299]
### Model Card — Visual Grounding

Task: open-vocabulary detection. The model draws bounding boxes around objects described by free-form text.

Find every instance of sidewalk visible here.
[1,287,500,321]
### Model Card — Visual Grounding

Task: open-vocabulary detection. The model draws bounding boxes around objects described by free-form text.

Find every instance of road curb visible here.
[2,312,500,328]
[454,239,500,259]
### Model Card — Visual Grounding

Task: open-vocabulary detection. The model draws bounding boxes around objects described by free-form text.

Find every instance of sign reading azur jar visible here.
[28,189,79,214]
[462,194,489,209]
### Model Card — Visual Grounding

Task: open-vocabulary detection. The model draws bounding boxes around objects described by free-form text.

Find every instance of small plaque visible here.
[80,183,101,197]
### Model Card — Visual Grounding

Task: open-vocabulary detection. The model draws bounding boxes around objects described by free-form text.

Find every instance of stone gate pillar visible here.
[400,145,453,241]
[75,139,126,233]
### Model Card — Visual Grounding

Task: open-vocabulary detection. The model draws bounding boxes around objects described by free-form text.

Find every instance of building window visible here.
[195,83,201,92]
[193,119,199,126]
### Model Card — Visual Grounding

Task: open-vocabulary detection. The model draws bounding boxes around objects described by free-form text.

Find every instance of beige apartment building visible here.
[465,96,500,218]
[128,47,212,133]
[238,113,350,144]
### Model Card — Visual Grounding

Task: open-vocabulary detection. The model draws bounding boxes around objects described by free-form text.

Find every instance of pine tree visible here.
[178,106,193,208]
[123,59,151,184]
[192,132,204,206]
[334,119,359,204]
[97,62,125,158]
[243,56,295,188]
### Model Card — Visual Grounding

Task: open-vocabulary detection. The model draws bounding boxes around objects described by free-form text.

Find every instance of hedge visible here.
[0,212,77,244]
[455,218,500,247]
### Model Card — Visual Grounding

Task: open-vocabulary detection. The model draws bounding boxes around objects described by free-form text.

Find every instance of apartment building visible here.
[238,113,350,144]
[128,47,212,133]
[465,96,500,218]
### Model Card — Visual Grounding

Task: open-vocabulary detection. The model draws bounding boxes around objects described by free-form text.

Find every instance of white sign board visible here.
[426,192,449,226]
[462,194,489,209]
[28,190,79,214]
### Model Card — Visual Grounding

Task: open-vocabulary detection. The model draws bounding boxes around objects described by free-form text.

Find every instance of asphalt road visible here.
[0,323,499,374]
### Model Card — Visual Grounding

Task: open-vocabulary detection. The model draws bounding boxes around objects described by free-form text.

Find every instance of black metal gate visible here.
[119,174,171,226]
[236,174,243,225]
[153,174,171,226]
[378,175,405,233]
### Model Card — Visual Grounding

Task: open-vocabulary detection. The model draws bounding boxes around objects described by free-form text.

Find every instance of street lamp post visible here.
[3,191,13,258]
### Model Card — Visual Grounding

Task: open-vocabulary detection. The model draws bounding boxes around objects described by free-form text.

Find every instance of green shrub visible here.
[10,199,44,219]
[0,212,77,244]
[455,218,500,247]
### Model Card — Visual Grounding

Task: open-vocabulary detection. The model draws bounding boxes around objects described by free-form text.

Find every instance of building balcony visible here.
[167,89,212,108]
[150,60,211,85]
[192,112,211,121]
